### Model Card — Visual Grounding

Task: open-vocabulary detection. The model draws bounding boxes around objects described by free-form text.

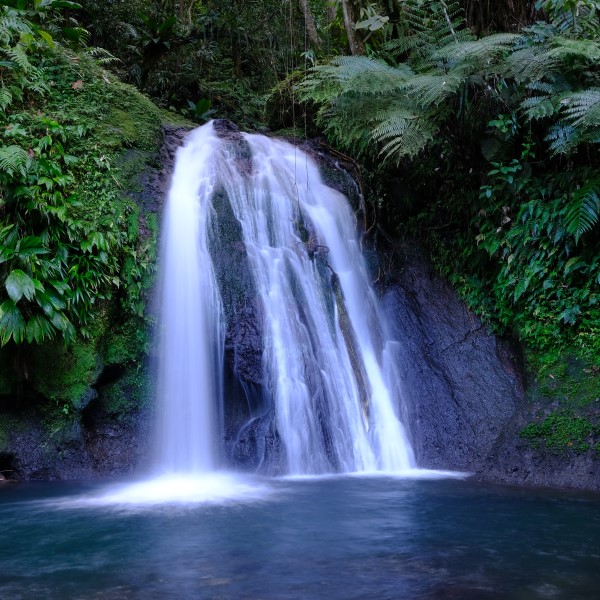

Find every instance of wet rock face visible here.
[134,125,190,216]
[213,119,253,175]
[4,409,152,480]
[380,247,523,473]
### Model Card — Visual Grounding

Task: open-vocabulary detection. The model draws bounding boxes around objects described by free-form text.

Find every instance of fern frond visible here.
[560,88,600,129]
[520,95,558,120]
[432,33,519,66]
[5,44,31,72]
[0,145,30,176]
[299,57,414,102]
[0,10,33,46]
[8,82,22,102]
[384,0,472,70]
[25,77,49,95]
[503,47,560,83]
[402,69,466,107]
[545,121,579,154]
[545,37,600,63]
[565,178,600,242]
[526,77,571,95]
[371,109,436,162]
[0,85,12,111]
[384,35,425,57]
[549,5,600,36]
[61,26,90,48]
[514,22,556,47]
[87,46,120,65]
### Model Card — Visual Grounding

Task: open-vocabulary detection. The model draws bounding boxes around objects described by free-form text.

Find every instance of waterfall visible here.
[156,121,415,476]
[155,125,224,474]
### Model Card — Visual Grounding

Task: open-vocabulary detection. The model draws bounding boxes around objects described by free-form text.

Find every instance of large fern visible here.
[432,33,520,68]
[0,7,33,47]
[565,178,600,242]
[302,0,600,173]
[384,0,473,70]
[0,144,30,177]
[561,88,600,129]
[300,1,482,163]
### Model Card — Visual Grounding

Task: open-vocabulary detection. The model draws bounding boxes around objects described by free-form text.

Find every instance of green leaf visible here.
[0,300,26,345]
[35,291,55,317]
[559,305,581,325]
[16,236,48,257]
[5,269,35,302]
[25,315,53,344]
[48,0,83,9]
[37,30,54,47]
[565,181,600,242]
[49,280,70,295]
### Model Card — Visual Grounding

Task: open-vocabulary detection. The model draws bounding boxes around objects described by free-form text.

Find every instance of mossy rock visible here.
[526,348,600,410]
[520,411,598,454]
[28,340,103,410]
[103,316,151,366]
[520,347,600,455]
[96,364,154,419]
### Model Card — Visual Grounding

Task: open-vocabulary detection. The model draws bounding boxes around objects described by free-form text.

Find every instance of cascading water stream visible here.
[156,121,415,477]
[154,126,224,474]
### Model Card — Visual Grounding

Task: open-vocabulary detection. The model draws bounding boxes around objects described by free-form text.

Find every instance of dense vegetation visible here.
[0,0,598,458]
[300,1,599,359]
[0,0,164,421]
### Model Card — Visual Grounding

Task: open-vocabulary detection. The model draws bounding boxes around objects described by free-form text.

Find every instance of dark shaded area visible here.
[463,0,541,34]
[0,452,16,480]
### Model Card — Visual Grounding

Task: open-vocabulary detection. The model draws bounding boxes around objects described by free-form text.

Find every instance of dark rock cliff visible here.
[380,247,523,473]
[2,122,597,491]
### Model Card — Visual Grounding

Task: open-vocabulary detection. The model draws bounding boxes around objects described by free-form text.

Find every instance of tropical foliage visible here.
[0,2,161,348]
[301,0,600,354]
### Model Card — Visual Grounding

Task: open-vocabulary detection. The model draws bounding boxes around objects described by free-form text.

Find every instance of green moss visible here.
[28,340,103,410]
[159,108,195,127]
[103,317,149,365]
[117,150,153,194]
[526,348,600,410]
[520,345,600,455]
[520,411,596,454]
[98,365,153,418]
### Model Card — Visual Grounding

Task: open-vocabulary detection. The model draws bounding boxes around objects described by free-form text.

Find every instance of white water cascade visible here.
[156,121,415,477]
[155,127,224,474]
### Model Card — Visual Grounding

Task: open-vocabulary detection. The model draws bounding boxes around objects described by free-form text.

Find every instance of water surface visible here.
[1,476,598,599]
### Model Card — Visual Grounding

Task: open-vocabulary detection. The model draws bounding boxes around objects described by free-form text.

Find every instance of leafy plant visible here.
[0,117,123,344]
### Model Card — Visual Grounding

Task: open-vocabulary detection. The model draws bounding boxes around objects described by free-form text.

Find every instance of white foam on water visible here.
[41,473,275,511]
[279,469,472,482]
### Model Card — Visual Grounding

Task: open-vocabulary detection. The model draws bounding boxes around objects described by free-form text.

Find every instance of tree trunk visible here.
[327,2,336,23]
[298,0,321,48]
[340,0,364,55]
